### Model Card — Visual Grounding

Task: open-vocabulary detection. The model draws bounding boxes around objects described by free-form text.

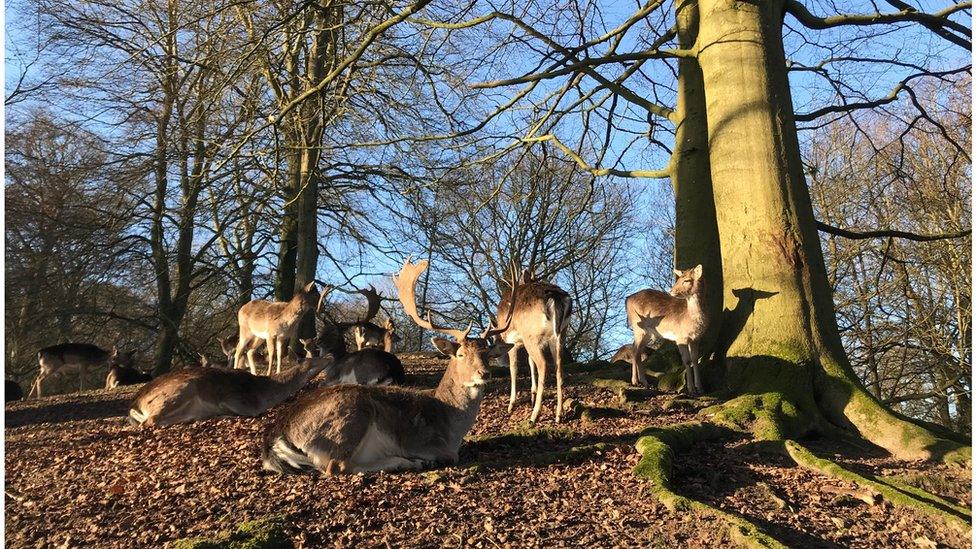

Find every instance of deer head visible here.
[669,265,704,298]
[392,258,516,389]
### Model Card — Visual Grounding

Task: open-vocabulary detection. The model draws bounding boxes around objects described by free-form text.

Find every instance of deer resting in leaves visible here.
[626,265,707,395]
[234,282,321,376]
[261,258,515,475]
[128,352,332,427]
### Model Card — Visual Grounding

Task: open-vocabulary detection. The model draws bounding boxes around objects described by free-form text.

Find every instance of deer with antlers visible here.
[234,282,322,376]
[314,287,399,354]
[261,258,515,475]
[494,271,573,424]
[129,352,333,427]
[626,265,707,395]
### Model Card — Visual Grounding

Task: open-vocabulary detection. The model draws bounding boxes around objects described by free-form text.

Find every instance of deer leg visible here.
[528,354,537,396]
[234,339,248,372]
[553,339,565,423]
[79,365,87,393]
[275,338,285,374]
[507,344,520,413]
[265,338,276,377]
[246,348,259,375]
[631,328,652,386]
[688,341,703,395]
[525,342,548,425]
[677,344,693,396]
[29,374,44,399]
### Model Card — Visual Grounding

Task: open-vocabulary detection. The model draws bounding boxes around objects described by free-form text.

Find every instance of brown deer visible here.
[29,344,133,398]
[234,282,323,376]
[316,287,398,352]
[626,265,707,395]
[105,362,152,389]
[609,343,650,365]
[261,258,515,475]
[495,273,573,424]
[128,352,332,427]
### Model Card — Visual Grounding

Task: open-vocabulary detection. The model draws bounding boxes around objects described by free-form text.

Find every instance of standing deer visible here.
[221,334,266,369]
[29,344,133,398]
[496,273,573,424]
[261,258,515,475]
[128,352,333,427]
[626,265,707,395]
[235,282,323,376]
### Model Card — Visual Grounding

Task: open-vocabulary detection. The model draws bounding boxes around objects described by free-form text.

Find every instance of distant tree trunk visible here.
[275,150,300,302]
[695,0,965,460]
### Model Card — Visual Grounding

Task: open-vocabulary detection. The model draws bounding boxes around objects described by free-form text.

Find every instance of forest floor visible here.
[5,354,971,548]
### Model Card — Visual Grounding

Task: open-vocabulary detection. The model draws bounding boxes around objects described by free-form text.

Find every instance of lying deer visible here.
[496,273,573,423]
[303,331,405,386]
[317,287,399,352]
[6,380,24,402]
[609,343,650,365]
[626,265,707,395]
[128,353,332,427]
[29,344,133,398]
[261,258,515,475]
[235,282,322,376]
[105,361,153,389]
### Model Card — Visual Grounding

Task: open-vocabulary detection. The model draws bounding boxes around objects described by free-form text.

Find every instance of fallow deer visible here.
[6,380,24,402]
[105,362,153,389]
[128,352,333,427]
[235,282,323,376]
[609,343,650,365]
[626,265,707,395]
[261,258,515,475]
[303,332,405,388]
[220,334,266,369]
[496,273,573,424]
[29,344,133,398]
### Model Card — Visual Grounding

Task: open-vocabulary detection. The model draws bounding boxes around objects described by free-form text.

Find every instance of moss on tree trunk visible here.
[691,0,967,462]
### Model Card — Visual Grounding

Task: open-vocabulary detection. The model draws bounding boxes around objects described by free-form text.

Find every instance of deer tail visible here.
[262,435,318,475]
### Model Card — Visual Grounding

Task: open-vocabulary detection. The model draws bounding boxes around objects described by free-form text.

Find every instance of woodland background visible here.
[4,0,970,435]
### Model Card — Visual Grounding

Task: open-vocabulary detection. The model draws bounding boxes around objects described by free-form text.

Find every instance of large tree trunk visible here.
[671,0,723,370]
[695,0,966,461]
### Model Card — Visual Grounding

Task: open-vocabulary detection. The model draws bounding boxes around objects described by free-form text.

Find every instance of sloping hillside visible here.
[5,355,970,548]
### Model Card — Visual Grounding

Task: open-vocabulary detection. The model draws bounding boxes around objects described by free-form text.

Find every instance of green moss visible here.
[632,422,785,547]
[466,425,577,445]
[168,516,292,549]
[880,474,971,518]
[700,392,815,441]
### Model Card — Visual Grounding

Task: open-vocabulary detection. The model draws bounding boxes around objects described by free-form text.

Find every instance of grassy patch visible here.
[169,515,292,549]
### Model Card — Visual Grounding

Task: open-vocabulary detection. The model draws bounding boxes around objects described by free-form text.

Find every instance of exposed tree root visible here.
[633,422,787,548]
[782,440,972,533]
[817,355,971,464]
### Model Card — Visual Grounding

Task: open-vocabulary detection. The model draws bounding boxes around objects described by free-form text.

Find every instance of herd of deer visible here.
[13,259,707,475]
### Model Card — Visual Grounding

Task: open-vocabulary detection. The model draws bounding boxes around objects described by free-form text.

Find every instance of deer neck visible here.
[433,362,485,425]
[266,365,316,404]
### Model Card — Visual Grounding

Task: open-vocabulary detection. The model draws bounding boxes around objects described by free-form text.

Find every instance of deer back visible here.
[38,343,111,373]
[320,349,405,387]
[497,282,572,341]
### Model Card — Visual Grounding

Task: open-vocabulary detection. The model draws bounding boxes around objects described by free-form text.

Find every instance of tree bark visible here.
[695,0,966,461]
[672,0,723,374]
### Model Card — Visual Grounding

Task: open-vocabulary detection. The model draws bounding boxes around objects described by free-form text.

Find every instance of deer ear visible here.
[693,264,703,279]
[303,281,316,293]
[673,268,682,277]
[431,337,460,357]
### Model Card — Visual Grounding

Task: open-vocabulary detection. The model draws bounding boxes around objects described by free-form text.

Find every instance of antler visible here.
[357,286,382,323]
[315,285,334,316]
[482,265,520,339]
[393,258,471,341]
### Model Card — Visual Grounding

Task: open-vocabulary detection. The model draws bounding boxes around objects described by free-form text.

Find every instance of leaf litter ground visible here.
[5,354,970,547]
